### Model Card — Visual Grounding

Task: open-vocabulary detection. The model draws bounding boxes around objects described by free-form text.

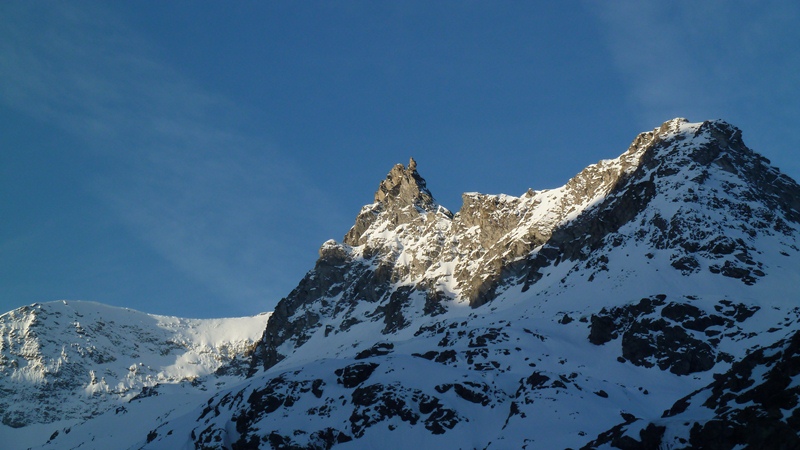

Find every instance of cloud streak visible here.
[0,2,343,314]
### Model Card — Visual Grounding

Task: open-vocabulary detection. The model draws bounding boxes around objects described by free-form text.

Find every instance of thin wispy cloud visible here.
[0,3,343,314]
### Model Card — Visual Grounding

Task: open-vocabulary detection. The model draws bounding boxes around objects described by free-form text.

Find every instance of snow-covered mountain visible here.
[6,118,800,449]
[0,300,269,448]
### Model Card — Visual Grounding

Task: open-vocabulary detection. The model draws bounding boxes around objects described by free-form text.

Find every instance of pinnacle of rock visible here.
[373,157,434,209]
[342,158,438,247]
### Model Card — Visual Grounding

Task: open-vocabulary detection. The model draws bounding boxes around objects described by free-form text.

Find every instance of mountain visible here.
[5,118,800,449]
[251,118,800,372]
[0,300,269,448]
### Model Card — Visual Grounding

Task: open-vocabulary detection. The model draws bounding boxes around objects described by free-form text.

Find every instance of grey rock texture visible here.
[344,157,440,247]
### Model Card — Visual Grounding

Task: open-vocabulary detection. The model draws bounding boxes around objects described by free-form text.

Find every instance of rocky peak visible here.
[344,158,445,247]
[632,118,800,222]
[657,117,689,135]
[373,157,434,210]
[639,118,749,170]
[252,118,800,373]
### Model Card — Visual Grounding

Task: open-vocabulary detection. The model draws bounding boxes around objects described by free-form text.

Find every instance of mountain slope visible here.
[127,118,800,450]
[585,327,800,449]
[0,300,269,448]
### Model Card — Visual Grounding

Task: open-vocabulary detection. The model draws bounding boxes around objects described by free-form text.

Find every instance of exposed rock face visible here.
[251,119,800,374]
[344,157,440,247]
[587,296,758,375]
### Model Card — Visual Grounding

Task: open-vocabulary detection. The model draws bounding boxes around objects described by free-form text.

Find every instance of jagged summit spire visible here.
[343,158,442,246]
[373,157,435,209]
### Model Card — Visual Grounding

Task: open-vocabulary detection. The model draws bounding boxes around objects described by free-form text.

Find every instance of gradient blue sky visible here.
[2,1,798,318]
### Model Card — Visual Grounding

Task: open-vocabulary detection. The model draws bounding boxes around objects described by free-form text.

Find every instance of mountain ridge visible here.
[250,118,800,374]
[0,300,269,437]
[5,118,800,449]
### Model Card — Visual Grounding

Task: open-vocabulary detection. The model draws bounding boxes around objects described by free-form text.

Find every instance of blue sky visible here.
[1,1,798,318]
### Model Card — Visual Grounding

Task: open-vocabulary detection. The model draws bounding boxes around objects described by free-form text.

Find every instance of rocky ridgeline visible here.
[19,118,800,450]
[252,118,800,373]
[140,119,800,450]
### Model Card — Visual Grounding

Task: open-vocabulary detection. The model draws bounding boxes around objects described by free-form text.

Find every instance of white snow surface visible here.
[0,300,269,449]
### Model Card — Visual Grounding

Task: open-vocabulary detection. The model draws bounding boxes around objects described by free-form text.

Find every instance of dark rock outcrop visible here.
[588,329,800,449]
[587,296,756,375]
